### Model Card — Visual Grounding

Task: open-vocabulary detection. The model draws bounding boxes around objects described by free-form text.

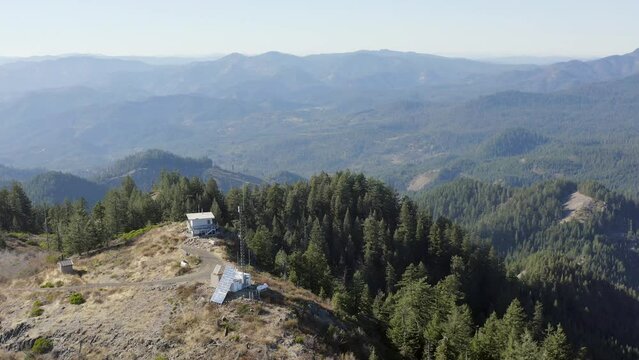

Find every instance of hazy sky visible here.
[1,0,638,58]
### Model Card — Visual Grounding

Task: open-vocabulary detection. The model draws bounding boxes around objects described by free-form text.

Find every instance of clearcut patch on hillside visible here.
[560,191,606,224]
[407,170,439,191]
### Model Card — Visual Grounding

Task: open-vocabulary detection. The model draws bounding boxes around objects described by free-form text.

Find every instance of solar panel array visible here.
[210,266,236,304]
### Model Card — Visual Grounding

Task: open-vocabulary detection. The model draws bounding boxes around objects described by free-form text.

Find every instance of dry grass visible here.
[0,349,22,360]
[2,224,189,290]
[251,270,333,310]
[73,223,189,284]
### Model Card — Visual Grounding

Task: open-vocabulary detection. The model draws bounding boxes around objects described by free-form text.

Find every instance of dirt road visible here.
[0,246,225,292]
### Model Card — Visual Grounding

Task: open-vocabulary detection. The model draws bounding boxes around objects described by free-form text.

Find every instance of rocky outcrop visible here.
[0,322,34,351]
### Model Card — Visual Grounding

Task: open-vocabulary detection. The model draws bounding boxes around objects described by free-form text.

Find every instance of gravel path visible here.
[0,246,225,293]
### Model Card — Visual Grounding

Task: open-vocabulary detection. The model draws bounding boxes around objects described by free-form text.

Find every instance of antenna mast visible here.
[238,189,246,271]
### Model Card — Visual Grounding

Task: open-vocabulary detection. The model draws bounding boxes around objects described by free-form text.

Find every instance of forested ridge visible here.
[418,178,639,359]
[4,172,639,358]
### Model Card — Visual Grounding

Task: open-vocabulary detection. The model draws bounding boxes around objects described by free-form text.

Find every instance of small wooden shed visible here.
[58,259,74,274]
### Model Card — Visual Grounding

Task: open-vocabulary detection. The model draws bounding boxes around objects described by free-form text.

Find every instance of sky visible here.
[1,0,638,58]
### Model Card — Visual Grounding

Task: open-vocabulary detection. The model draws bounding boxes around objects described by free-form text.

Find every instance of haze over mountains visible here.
[1,48,639,196]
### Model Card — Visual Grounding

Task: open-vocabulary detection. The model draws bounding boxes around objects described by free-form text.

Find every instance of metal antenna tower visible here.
[238,189,246,271]
[238,205,244,269]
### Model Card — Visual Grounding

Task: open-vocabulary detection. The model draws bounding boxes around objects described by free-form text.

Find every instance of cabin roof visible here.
[186,212,215,221]
[58,259,74,267]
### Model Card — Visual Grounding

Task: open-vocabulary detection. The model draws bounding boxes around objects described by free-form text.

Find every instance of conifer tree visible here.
[542,325,571,360]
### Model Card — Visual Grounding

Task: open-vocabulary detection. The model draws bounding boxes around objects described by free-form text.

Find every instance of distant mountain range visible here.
[1,150,301,205]
[0,48,638,195]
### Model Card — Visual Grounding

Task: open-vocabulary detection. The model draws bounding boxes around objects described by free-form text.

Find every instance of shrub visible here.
[155,356,169,360]
[45,254,60,264]
[236,303,251,316]
[8,232,29,241]
[186,255,201,266]
[26,239,40,247]
[29,307,44,317]
[31,337,53,354]
[68,292,85,305]
[55,280,64,287]
[175,266,190,276]
[33,300,43,307]
[293,335,305,344]
[282,318,298,330]
[119,225,156,242]
[40,282,54,289]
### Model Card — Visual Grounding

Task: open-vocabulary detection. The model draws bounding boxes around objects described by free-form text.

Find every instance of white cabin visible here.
[186,212,218,237]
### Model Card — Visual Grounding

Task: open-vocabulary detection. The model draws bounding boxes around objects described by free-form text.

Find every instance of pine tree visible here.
[470,312,502,360]
[247,225,274,271]
[441,305,473,359]
[542,325,571,360]
[388,275,433,359]
[303,220,332,294]
[8,182,33,231]
[211,198,223,225]
[501,299,527,346]
[503,331,540,360]
[274,249,288,277]
[433,337,452,360]
[63,201,91,255]
[531,301,544,341]
[363,215,385,292]
[369,348,379,360]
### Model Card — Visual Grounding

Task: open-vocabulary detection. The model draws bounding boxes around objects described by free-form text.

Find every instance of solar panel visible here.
[210,266,236,304]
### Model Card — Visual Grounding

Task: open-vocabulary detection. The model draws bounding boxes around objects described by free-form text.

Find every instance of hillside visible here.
[0,225,367,359]
[96,150,263,193]
[491,48,639,93]
[0,165,43,185]
[266,171,306,185]
[1,151,265,207]
[97,149,213,191]
[25,172,107,206]
[202,166,264,192]
[417,178,639,289]
[416,178,639,359]
[0,56,153,97]
[478,128,548,158]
